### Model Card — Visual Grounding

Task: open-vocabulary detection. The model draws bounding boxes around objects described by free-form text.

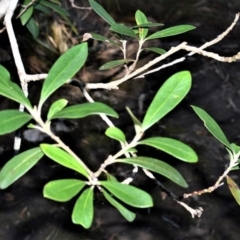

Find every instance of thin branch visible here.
[68,0,92,10]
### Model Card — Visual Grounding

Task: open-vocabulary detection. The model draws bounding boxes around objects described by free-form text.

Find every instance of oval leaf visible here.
[0,147,44,189]
[191,106,231,150]
[116,157,188,188]
[20,0,33,25]
[51,102,118,119]
[43,179,86,202]
[0,65,32,108]
[226,176,240,205]
[99,59,132,70]
[72,187,94,229]
[89,0,116,25]
[142,71,191,131]
[0,110,32,135]
[110,24,138,38]
[100,181,153,208]
[39,43,88,107]
[146,25,196,40]
[47,99,68,120]
[105,127,126,143]
[40,144,89,177]
[135,10,148,40]
[138,137,198,163]
[145,47,166,55]
[102,188,136,222]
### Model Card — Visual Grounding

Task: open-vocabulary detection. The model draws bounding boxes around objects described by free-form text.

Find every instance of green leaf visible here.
[226,176,240,205]
[105,127,126,143]
[26,18,39,38]
[131,22,164,29]
[100,181,153,207]
[43,179,86,202]
[135,10,148,40]
[191,106,231,150]
[230,143,240,155]
[99,59,133,70]
[20,0,34,25]
[0,65,32,108]
[110,24,138,39]
[82,33,120,47]
[0,147,44,189]
[126,107,143,135]
[72,187,94,229]
[146,25,196,40]
[40,0,69,16]
[34,3,51,14]
[102,189,136,222]
[0,110,32,135]
[40,144,89,177]
[145,47,166,55]
[89,0,116,25]
[116,157,188,188]
[138,137,198,163]
[105,172,118,182]
[142,71,191,131]
[51,102,119,119]
[39,43,88,107]
[47,99,68,120]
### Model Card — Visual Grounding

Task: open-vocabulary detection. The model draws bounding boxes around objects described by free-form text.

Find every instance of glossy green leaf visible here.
[83,33,120,47]
[100,181,153,207]
[39,43,88,107]
[138,137,198,163]
[0,147,44,189]
[226,176,240,205]
[99,59,132,70]
[145,47,166,55]
[40,144,89,177]
[26,18,39,38]
[20,0,34,25]
[43,179,86,202]
[126,107,143,135]
[0,110,32,135]
[146,25,196,40]
[116,157,188,188]
[51,102,118,119]
[105,127,126,143]
[40,0,69,16]
[142,71,191,131]
[191,106,231,150]
[102,189,136,222]
[72,187,94,228]
[89,0,116,25]
[135,10,148,40]
[47,99,68,120]
[110,24,138,38]
[0,65,32,108]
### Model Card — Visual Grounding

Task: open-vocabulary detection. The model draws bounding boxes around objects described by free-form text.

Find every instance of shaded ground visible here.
[1,0,240,239]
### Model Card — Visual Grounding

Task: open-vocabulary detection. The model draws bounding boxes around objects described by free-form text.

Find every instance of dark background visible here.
[1,0,240,239]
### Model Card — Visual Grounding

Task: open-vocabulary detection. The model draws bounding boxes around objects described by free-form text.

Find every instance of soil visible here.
[1,0,240,239]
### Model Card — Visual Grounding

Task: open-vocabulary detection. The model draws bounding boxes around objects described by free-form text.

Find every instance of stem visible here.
[94,132,143,178]
[28,108,93,179]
